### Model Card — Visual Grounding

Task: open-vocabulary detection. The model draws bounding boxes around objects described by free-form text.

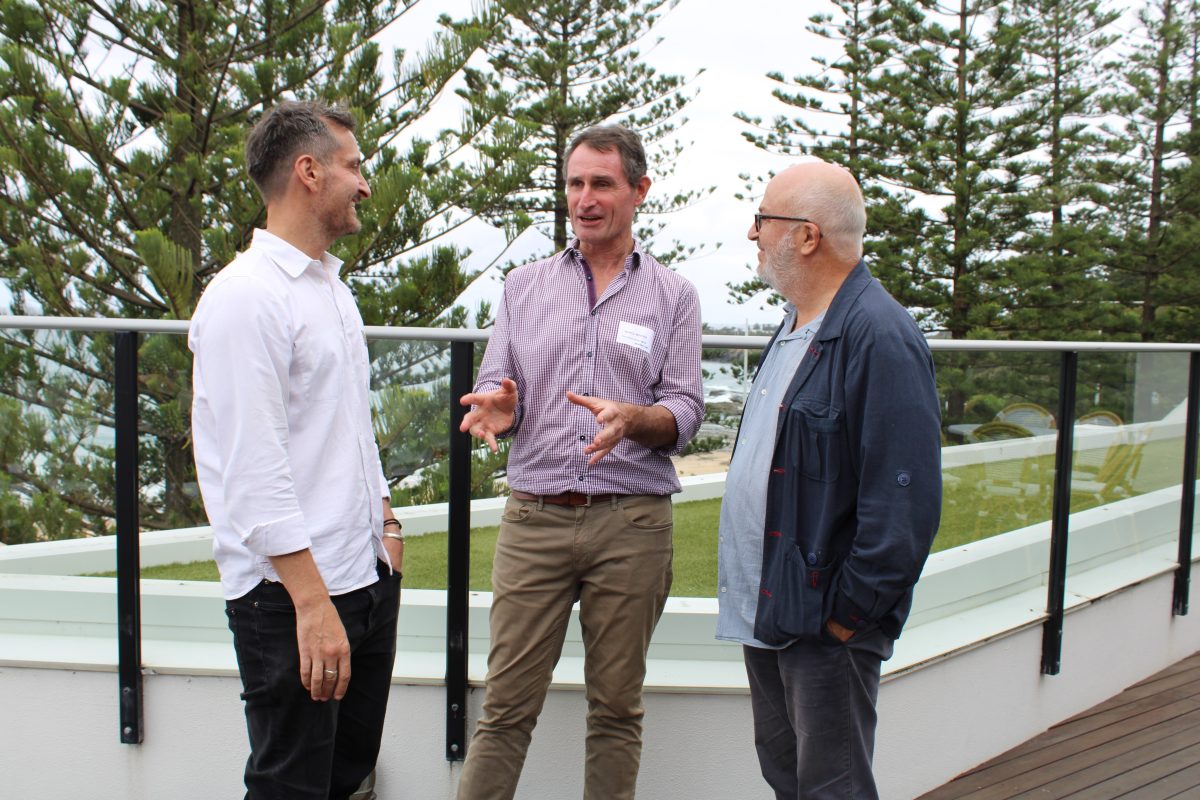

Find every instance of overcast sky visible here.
[387,0,839,328]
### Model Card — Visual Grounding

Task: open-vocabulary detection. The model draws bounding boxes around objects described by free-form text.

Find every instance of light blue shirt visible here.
[716,306,824,648]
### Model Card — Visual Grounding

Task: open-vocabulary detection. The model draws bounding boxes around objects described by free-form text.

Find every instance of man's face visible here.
[749,180,802,291]
[566,145,649,254]
[316,123,371,241]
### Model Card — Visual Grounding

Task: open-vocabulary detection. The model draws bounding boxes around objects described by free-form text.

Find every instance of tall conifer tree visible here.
[0,0,524,541]
[450,0,707,260]
[1098,0,1199,342]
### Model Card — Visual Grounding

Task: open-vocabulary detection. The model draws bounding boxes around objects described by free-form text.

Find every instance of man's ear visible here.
[798,222,822,255]
[634,175,651,206]
[293,153,321,193]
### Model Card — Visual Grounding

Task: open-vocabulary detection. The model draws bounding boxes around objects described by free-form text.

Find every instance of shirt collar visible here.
[565,237,645,271]
[251,228,343,279]
[780,303,826,341]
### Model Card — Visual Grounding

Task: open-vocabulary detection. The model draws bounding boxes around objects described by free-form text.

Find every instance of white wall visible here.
[5,567,1199,800]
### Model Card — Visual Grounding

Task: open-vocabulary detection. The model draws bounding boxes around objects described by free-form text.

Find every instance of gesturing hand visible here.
[566,391,633,464]
[459,378,519,453]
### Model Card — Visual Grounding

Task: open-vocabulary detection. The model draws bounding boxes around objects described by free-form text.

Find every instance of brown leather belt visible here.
[510,490,622,507]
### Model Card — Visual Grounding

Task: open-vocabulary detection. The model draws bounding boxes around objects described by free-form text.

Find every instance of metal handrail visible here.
[6,315,1200,352]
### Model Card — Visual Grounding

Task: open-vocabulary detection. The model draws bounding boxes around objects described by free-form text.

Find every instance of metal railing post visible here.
[115,331,143,742]
[446,341,473,760]
[1174,352,1200,615]
[1042,351,1079,676]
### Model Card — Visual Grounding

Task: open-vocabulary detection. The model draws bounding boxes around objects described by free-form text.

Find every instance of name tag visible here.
[616,321,655,354]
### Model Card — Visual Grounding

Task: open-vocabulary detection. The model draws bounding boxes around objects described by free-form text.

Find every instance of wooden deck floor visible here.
[918,652,1200,800]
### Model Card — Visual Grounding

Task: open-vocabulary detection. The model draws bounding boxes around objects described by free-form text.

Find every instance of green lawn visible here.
[103,436,1188,597]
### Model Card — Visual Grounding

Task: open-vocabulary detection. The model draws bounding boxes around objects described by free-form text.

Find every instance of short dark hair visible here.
[244,101,356,199]
[565,124,647,186]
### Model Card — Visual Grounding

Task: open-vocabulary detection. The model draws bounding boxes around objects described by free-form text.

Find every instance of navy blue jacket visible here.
[742,260,942,646]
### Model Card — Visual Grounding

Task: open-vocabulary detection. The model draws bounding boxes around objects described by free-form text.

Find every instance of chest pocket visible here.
[784,397,843,482]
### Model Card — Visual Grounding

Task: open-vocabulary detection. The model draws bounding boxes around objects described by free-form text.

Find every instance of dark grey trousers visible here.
[743,636,886,800]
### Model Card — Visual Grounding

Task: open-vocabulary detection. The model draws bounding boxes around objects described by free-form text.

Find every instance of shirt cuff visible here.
[652,397,702,456]
[494,400,523,440]
[235,511,312,557]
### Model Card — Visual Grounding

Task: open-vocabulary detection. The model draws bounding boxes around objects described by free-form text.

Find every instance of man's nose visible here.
[358,175,371,200]
[747,221,759,241]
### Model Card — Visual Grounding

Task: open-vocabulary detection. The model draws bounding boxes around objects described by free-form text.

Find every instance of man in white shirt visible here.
[189,101,404,800]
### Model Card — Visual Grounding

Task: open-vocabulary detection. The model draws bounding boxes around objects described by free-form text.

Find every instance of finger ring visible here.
[323,669,338,678]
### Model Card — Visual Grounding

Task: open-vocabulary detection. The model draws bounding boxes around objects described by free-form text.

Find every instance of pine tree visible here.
[1097,0,1198,342]
[732,0,910,314]
[992,0,1123,341]
[0,0,524,542]
[448,0,708,261]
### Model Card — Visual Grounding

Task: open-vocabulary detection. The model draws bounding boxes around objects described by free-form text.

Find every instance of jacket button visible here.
[806,552,817,565]
[896,471,911,487]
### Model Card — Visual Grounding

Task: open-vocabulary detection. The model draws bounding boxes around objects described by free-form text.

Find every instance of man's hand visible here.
[567,391,635,464]
[459,378,519,453]
[295,598,352,701]
[268,549,351,701]
[825,618,855,643]
[566,391,679,463]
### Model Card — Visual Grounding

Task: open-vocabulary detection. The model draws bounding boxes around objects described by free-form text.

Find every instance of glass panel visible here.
[1067,351,1188,584]
[370,335,458,506]
[687,345,750,477]
[0,328,118,545]
[935,349,1061,554]
[139,332,202,531]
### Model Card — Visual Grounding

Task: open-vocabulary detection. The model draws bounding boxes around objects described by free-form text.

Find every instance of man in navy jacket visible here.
[717,161,942,799]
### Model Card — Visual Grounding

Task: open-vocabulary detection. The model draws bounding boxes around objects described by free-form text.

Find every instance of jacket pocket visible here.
[784,398,842,483]
[756,546,836,645]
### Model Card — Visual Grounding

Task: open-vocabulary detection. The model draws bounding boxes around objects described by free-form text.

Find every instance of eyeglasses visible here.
[754,213,814,232]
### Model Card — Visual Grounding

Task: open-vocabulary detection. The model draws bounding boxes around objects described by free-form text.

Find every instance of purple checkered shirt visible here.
[475,239,703,495]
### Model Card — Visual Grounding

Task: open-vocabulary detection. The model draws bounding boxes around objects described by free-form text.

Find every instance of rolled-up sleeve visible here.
[192,277,311,556]
[473,285,525,437]
[653,281,704,456]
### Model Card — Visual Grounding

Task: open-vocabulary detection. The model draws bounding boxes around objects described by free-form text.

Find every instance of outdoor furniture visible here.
[966,421,1044,531]
[996,402,1057,430]
[1072,433,1146,505]
[966,420,1035,443]
[1077,410,1123,427]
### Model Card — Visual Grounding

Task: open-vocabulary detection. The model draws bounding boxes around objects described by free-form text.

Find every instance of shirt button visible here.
[578,475,585,481]
[579,435,587,441]
[779,341,786,346]
[720,586,727,593]
[586,351,593,357]
[761,389,767,396]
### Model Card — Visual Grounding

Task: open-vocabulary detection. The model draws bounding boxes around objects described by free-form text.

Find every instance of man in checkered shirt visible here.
[455,124,704,800]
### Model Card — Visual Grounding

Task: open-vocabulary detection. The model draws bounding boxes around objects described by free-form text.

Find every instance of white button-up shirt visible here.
[190,229,389,600]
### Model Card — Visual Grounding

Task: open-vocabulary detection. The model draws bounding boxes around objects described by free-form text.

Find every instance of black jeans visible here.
[743,632,887,800]
[226,560,401,800]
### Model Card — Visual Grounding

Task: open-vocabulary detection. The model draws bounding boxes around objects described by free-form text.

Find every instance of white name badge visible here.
[616,321,655,354]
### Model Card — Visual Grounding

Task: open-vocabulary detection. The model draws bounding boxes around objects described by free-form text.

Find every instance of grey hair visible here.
[565,124,648,186]
[245,101,357,200]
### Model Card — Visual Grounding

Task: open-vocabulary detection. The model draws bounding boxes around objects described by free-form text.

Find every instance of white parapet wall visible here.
[2,471,1199,798]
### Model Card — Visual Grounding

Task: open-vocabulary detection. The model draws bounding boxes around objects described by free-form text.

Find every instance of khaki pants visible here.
[456,494,674,800]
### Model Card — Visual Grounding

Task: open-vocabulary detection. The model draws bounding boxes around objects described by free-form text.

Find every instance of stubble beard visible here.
[320,196,361,242]
[757,236,795,294]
